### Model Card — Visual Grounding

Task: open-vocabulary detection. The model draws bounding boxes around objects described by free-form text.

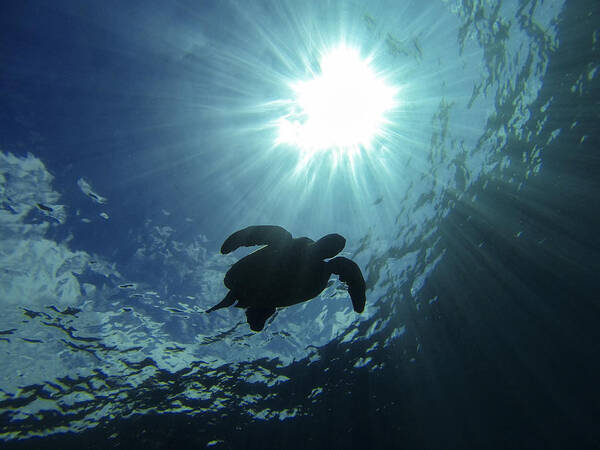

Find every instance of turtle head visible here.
[313,233,346,259]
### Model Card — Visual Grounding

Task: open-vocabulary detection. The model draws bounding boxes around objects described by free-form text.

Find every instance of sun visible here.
[276,45,398,158]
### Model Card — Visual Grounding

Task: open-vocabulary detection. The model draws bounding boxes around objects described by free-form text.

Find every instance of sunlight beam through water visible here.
[275,44,400,165]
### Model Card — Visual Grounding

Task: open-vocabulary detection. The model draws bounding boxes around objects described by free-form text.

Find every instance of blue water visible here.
[1,1,598,449]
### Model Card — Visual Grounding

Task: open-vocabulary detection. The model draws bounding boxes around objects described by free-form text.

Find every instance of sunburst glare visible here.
[276,45,399,163]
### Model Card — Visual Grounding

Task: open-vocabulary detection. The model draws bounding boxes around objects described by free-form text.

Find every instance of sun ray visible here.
[275,45,400,164]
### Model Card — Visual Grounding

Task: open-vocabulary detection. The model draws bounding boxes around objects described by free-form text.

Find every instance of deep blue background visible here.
[1,0,599,449]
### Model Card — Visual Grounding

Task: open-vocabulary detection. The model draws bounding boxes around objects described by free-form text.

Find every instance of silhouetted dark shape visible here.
[207,225,366,331]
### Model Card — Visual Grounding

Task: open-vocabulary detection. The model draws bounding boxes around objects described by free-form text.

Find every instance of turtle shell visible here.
[224,238,332,309]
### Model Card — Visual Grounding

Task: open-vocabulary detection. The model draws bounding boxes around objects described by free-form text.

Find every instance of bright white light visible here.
[277,46,398,155]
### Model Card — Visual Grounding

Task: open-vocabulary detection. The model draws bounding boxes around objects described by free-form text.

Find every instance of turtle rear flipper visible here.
[328,257,366,313]
[221,225,292,254]
[206,292,236,313]
[245,307,276,332]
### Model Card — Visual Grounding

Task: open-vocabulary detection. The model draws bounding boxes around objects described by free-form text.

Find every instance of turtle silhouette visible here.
[207,225,366,331]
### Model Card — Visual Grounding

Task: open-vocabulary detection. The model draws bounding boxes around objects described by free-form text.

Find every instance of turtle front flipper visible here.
[206,291,236,313]
[245,307,276,332]
[221,225,292,254]
[328,257,366,313]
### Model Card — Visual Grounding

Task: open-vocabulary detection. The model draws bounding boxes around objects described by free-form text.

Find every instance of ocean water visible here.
[1,0,598,449]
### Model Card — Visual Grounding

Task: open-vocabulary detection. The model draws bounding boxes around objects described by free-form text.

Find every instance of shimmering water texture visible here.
[1,0,597,447]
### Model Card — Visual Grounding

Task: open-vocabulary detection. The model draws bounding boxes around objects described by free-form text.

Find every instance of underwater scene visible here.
[1,0,598,449]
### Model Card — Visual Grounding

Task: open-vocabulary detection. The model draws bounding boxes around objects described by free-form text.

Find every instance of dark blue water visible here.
[1,0,598,449]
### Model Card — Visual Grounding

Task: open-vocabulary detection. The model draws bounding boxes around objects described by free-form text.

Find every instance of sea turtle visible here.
[207,225,366,332]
